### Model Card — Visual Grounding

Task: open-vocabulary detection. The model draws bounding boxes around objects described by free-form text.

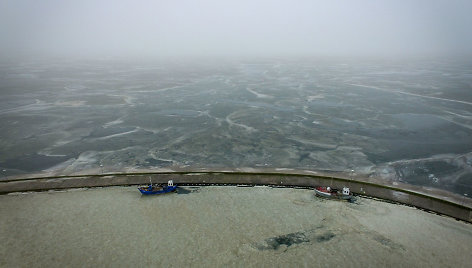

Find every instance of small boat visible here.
[314,186,352,200]
[138,179,177,195]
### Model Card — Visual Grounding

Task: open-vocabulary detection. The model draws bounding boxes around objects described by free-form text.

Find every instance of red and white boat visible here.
[314,186,353,200]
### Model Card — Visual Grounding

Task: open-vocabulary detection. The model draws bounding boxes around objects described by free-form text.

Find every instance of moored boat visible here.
[314,186,352,200]
[138,179,177,195]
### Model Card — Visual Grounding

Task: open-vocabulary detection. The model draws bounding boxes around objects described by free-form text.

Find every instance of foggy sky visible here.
[1,0,472,59]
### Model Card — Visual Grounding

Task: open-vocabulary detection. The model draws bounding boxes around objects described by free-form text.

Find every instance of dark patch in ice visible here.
[298,152,310,162]
[373,235,405,250]
[315,232,336,242]
[257,231,309,250]
[176,187,200,195]
[348,196,358,203]
[143,158,173,167]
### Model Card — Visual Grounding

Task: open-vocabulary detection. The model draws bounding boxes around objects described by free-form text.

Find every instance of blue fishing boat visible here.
[138,179,177,195]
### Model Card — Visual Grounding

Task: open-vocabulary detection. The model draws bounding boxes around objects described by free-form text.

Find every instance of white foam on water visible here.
[103,119,124,128]
[95,129,139,140]
[246,87,273,99]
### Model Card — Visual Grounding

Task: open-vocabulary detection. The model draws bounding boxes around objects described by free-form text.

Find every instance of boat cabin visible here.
[342,187,350,195]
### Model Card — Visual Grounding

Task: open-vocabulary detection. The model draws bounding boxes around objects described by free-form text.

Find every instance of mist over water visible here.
[1,0,472,59]
[1,1,472,197]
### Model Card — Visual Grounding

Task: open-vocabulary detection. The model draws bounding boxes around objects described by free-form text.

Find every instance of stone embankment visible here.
[1,170,471,222]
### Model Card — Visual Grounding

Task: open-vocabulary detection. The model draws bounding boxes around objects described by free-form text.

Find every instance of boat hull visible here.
[138,185,177,195]
[314,188,352,200]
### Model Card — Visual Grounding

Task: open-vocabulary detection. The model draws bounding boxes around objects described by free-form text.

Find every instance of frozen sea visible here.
[1,186,471,267]
[1,57,472,196]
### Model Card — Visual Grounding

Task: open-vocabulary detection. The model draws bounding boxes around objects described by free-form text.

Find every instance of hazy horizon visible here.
[1,0,472,59]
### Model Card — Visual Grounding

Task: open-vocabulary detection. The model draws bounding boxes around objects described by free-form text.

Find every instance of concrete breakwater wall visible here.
[1,171,471,223]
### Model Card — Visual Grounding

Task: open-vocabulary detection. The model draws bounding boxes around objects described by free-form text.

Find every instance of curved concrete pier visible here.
[1,170,471,222]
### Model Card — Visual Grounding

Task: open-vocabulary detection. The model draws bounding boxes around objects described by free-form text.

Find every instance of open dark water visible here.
[1,58,471,196]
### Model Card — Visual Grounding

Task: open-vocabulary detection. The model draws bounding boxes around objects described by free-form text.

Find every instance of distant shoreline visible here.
[1,168,471,222]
